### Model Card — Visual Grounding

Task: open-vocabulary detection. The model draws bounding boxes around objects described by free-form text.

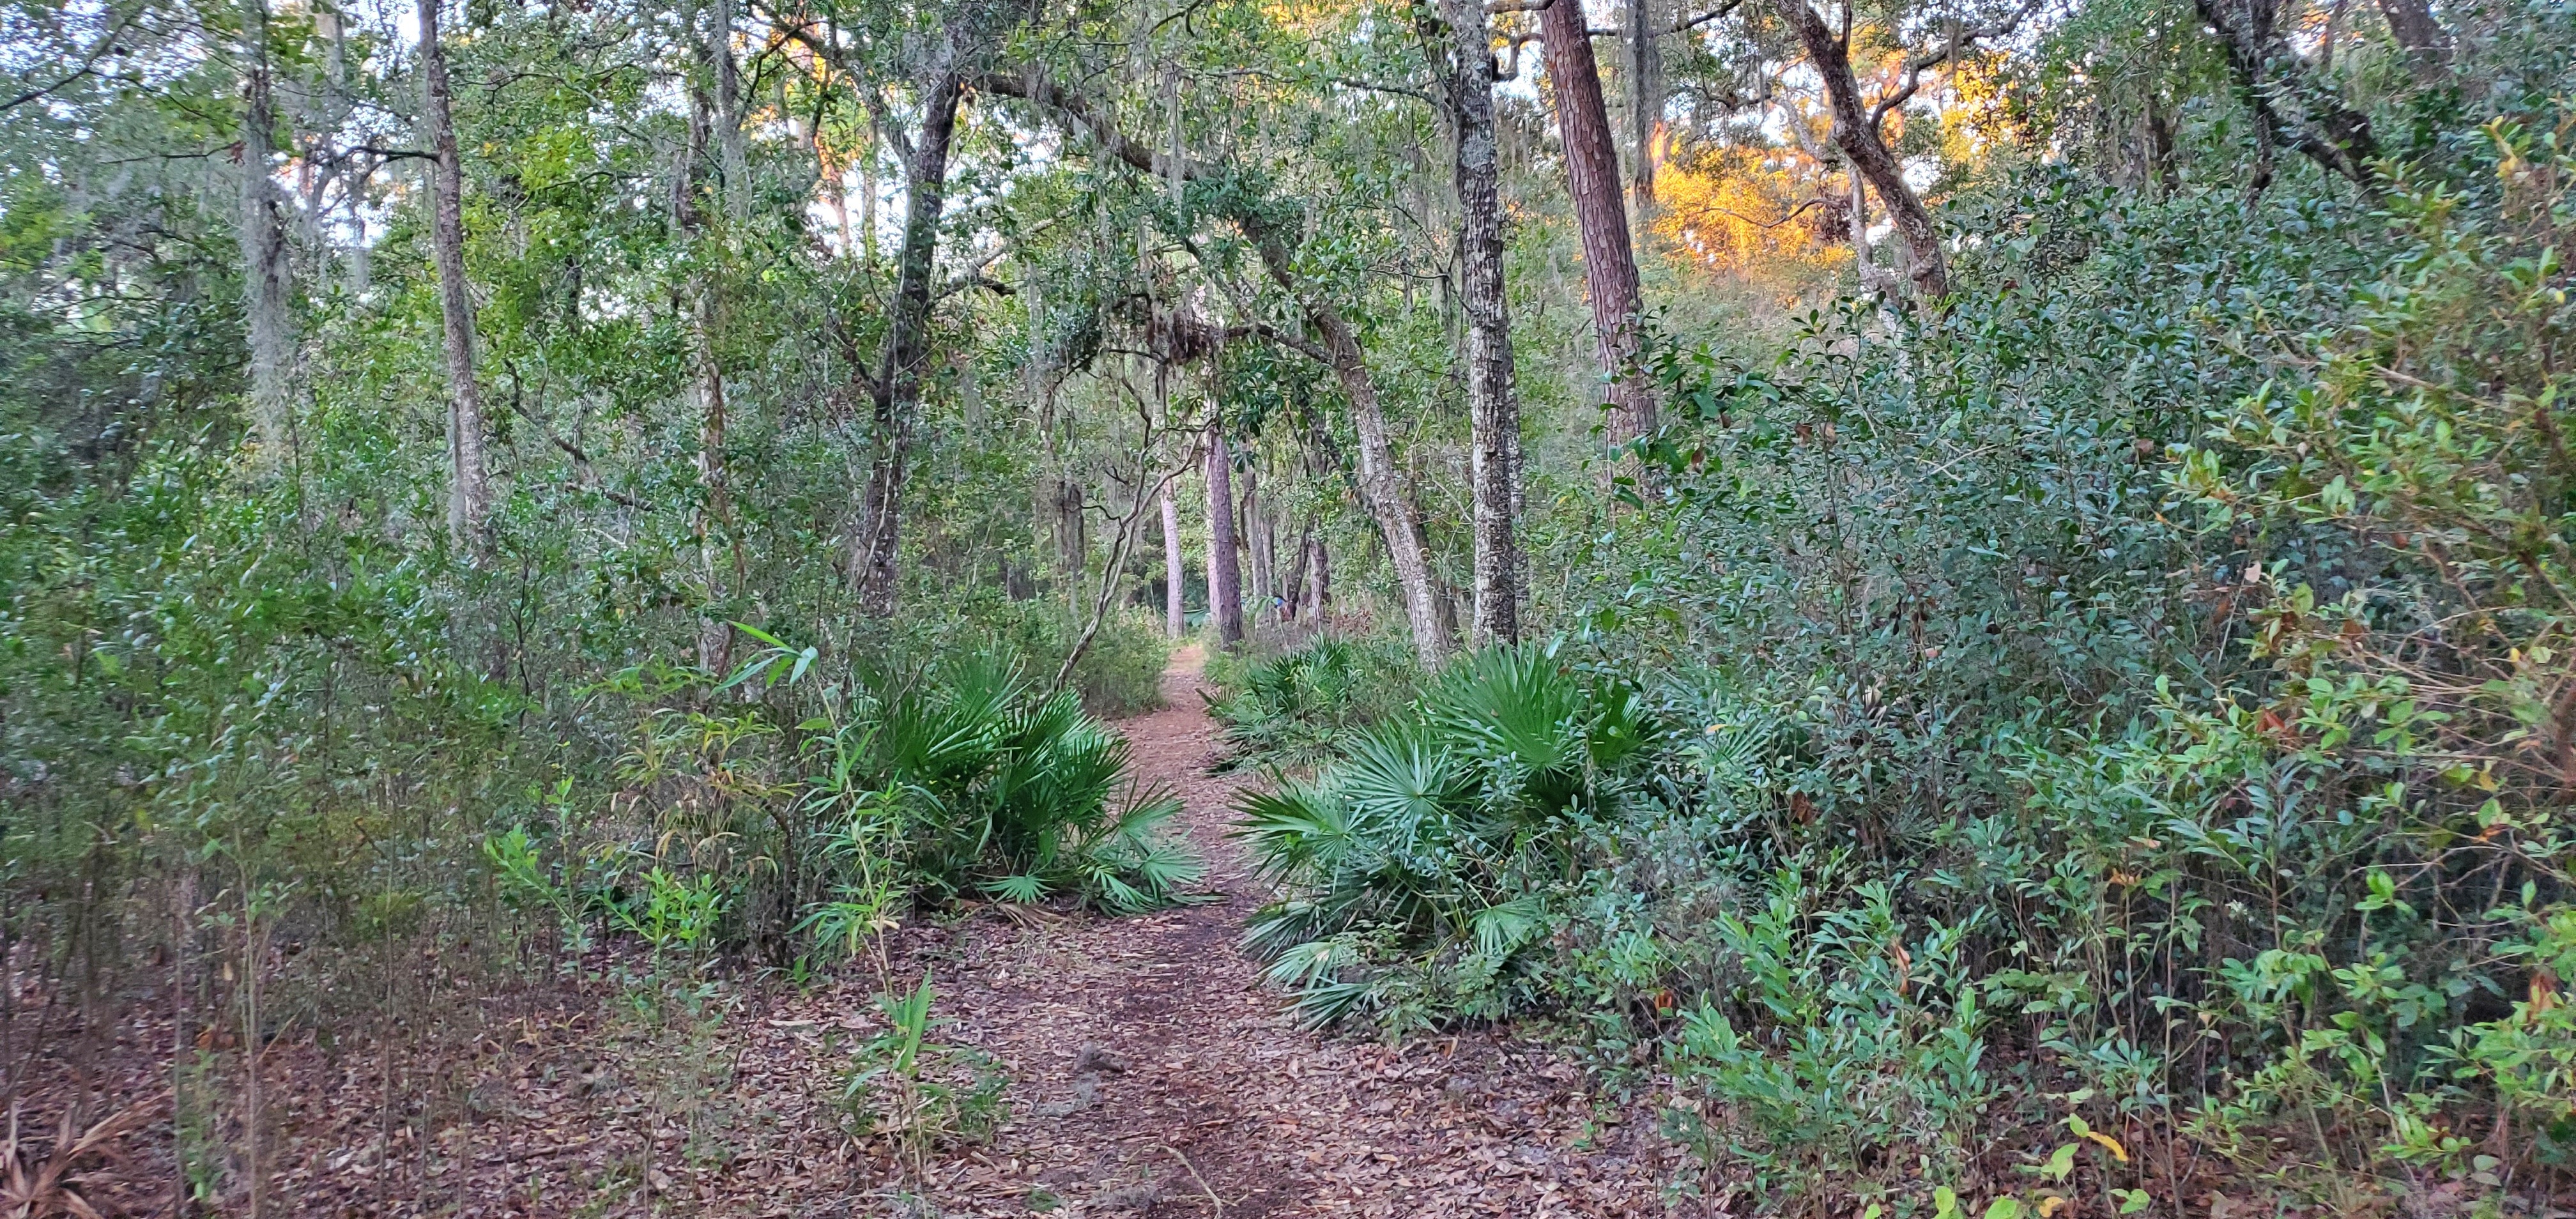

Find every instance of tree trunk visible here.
[1538,0,1655,449]
[2374,0,2449,82]
[1160,487,1185,637]
[1625,0,1664,210]
[418,0,489,544]
[1443,0,1524,647]
[1057,478,1087,606]
[2190,0,2382,191]
[976,71,1451,663]
[1782,1,1950,301]
[854,70,965,615]
[1242,462,1271,627]
[1305,530,1331,625]
[237,0,296,471]
[1282,516,1312,624]
[1206,425,1245,647]
[708,0,750,218]
[1316,309,1446,663]
[687,3,742,677]
[691,287,738,677]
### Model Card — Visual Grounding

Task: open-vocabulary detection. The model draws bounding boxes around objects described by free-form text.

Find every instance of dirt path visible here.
[904,648,1682,1217]
[208,650,1684,1216]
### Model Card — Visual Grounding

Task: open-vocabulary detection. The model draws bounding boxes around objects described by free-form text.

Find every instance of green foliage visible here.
[1209,635,1418,772]
[1238,644,1661,1032]
[1579,104,2576,1215]
[1663,873,1993,1206]
[835,979,1009,1169]
[848,648,1204,915]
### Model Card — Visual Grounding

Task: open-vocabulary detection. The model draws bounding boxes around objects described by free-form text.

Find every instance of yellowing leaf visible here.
[2084,1130,2131,1163]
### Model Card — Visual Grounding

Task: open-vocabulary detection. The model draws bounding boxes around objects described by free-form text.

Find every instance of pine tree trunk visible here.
[1538,0,1655,450]
[854,70,965,615]
[1205,425,1244,647]
[1444,0,1524,647]
[418,0,488,544]
[237,0,296,471]
[1161,487,1185,637]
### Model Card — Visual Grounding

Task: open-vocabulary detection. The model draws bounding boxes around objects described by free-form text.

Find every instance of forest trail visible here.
[893,646,1682,1217]
[220,648,1685,1218]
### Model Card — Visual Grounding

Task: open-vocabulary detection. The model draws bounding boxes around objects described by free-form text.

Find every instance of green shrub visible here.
[1238,645,1661,1032]
[1209,635,1418,772]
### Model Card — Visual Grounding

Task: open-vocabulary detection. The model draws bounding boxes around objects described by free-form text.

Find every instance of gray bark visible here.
[854,67,965,615]
[1206,425,1244,647]
[1442,0,1524,646]
[1243,461,1271,625]
[1161,487,1184,637]
[418,0,489,543]
[1781,1,1951,300]
[237,0,295,470]
[2374,0,2450,82]
[1305,530,1331,625]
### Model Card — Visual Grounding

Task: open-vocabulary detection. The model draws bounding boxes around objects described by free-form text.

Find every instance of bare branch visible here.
[1866,0,2043,132]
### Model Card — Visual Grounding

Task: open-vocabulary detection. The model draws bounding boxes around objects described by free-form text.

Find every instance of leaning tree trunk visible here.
[1538,0,1655,450]
[2190,0,2382,192]
[237,0,296,471]
[1443,0,1524,646]
[418,0,488,544]
[1205,424,1245,647]
[1160,487,1185,637]
[1315,309,1446,663]
[1782,1,1951,301]
[854,70,965,615]
[1282,515,1312,623]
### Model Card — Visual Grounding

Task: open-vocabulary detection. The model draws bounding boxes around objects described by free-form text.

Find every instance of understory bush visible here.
[1209,634,1420,772]
[496,639,1202,973]
[1238,645,1659,1031]
[1226,112,2576,1215]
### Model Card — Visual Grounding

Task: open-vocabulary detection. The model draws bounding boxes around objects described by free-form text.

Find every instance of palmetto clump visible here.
[1237,645,1660,1030]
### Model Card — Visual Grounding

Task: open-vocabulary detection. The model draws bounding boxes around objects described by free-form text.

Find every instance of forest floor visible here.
[54,649,1692,1216]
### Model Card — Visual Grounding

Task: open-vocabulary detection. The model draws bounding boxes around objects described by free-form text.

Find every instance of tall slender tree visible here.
[854,62,966,614]
[1438,0,1524,644]
[1537,0,1655,450]
[236,0,295,470]
[682,1,746,676]
[1160,487,1185,637]
[418,0,488,542]
[1205,424,1244,647]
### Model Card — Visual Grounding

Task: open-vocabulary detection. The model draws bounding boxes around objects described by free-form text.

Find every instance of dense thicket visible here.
[2,0,2570,1210]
